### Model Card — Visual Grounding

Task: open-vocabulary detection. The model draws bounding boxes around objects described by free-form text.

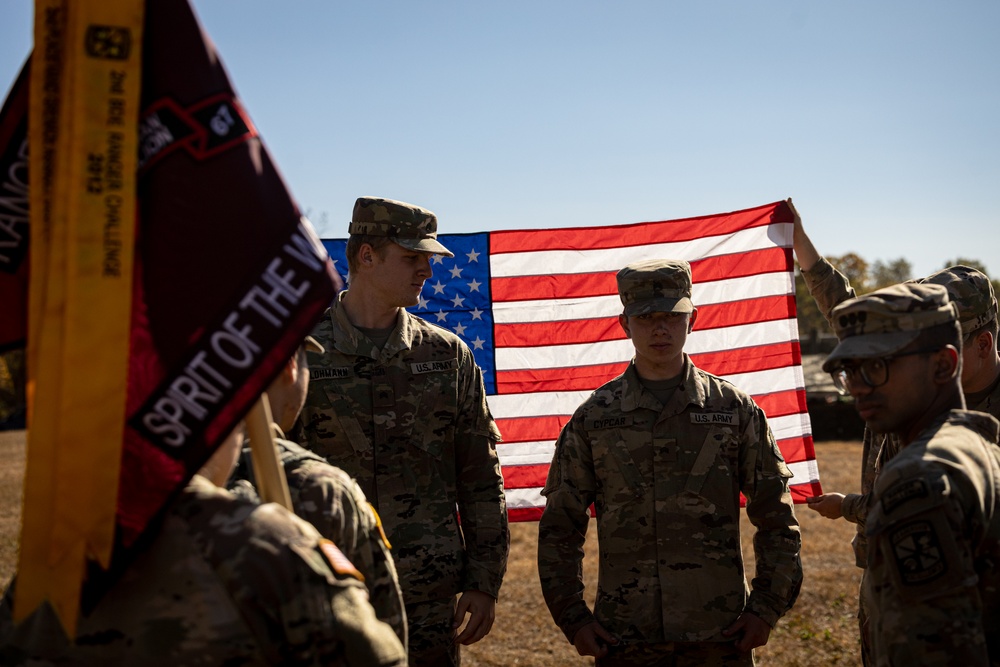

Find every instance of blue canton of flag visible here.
[321,234,498,393]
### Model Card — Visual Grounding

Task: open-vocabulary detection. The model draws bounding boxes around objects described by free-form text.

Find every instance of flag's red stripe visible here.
[491,247,790,302]
[496,363,628,394]
[775,435,813,464]
[493,295,795,348]
[497,404,816,452]
[489,202,788,254]
[506,483,821,522]
[496,415,572,443]
[494,342,800,395]
[755,389,808,420]
[509,506,545,522]
[789,481,823,504]
[502,464,550,489]
[692,341,801,376]
[694,295,796,332]
[494,316,622,347]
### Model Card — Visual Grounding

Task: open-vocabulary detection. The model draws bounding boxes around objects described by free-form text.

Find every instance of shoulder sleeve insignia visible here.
[318,538,364,582]
[889,519,946,586]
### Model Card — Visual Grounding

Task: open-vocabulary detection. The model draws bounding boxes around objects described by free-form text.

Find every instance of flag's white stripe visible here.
[492,273,794,324]
[789,459,821,486]
[498,440,556,466]
[686,318,800,355]
[490,224,791,278]
[768,413,812,442]
[489,366,803,420]
[505,486,546,509]
[503,459,820,509]
[493,319,799,372]
[496,413,809,468]
[718,366,803,396]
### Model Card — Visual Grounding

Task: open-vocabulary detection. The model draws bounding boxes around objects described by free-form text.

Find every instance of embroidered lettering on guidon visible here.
[310,367,351,381]
[690,411,739,426]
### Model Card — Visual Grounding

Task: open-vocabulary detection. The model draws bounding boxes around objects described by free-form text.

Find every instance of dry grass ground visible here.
[0,432,863,665]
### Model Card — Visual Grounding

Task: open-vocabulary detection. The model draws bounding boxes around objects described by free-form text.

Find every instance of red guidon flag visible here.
[323,201,822,522]
[11,0,339,634]
[0,62,28,353]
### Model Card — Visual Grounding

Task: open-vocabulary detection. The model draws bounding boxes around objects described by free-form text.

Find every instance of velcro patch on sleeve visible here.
[881,478,930,515]
[318,539,364,582]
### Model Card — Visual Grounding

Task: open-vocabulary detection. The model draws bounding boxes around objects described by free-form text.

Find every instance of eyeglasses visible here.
[829,347,941,395]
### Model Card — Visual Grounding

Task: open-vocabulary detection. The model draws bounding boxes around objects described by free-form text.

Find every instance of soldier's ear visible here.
[359,243,375,267]
[932,345,960,384]
[688,308,699,333]
[618,313,631,338]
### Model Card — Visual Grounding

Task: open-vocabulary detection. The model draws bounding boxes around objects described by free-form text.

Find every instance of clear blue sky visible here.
[2,1,998,279]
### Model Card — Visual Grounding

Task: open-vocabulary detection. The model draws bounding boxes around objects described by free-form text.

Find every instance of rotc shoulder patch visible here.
[881,478,929,515]
[889,520,946,586]
[410,359,458,375]
[318,539,364,582]
[589,415,634,430]
[690,411,738,426]
[311,367,351,381]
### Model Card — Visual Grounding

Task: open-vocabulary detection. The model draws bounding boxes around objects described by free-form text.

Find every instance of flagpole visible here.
[245,395,293,511]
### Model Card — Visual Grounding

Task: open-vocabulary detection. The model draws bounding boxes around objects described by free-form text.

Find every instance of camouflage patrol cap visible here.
[916,265,997,335]
[822,283,959,372]
[616,259,694,316]
[348,196,454,257]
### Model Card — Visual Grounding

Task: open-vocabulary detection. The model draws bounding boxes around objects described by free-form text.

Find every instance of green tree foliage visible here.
[871,258,913,290]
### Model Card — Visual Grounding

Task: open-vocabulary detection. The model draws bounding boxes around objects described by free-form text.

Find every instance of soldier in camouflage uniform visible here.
[537,259,802,666]
[0,423,406,666]
[297,197,509,667]
[789,199,1000,663]
[821,282,1000,665]
[229,336,407,649]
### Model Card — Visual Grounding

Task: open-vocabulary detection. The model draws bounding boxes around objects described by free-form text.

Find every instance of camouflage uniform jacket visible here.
[803,258,903,566]
[864,410,1000,665]
[537,358,803,645]
[298,294,509,603]
[0,475,406,666]
[803,258,1000,566]
[230,432,408,649]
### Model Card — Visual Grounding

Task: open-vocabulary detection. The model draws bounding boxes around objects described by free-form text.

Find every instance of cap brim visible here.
[821,330,920,372]
[303,335,325,354]
[394,237,454,258]
[623,297,694,317]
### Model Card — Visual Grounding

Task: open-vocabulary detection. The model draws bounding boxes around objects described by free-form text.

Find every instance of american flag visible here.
[322,200,822,521]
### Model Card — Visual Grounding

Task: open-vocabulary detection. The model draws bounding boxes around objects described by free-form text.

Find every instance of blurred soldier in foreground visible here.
[230,335,407,649]
[537,259,802,666]
[0,420,406,666]
[791,200,1000,662]
[298,197,509,667]
[822,282,1000,665]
